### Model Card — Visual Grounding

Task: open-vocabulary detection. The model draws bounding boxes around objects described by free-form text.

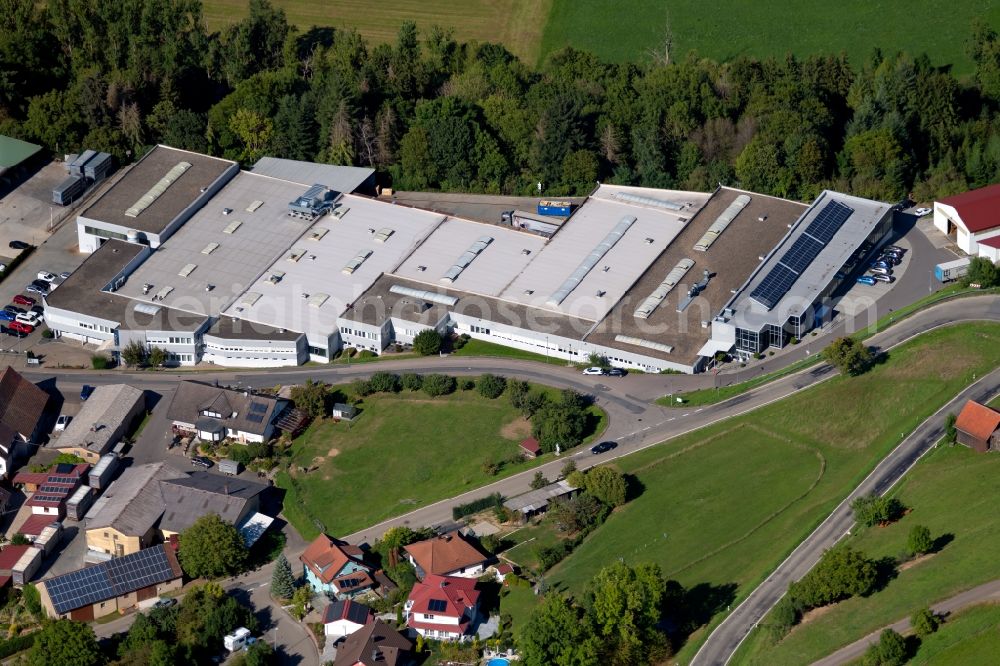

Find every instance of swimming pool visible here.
[486,659,510,666]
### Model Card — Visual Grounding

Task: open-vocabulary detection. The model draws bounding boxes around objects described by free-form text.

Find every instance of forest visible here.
[2,0,1000,202]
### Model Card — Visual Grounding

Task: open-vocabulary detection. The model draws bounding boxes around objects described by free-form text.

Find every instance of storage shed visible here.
[332,403,357,421]
[11,547,42,587]
[66,486,94,520]
[88,453,120,490]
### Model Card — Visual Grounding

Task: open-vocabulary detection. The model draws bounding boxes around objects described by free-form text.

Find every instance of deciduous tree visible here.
[179,514,249,579]
[27,620,101,666]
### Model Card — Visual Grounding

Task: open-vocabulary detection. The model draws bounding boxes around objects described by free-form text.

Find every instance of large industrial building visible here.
[46,145,897,373]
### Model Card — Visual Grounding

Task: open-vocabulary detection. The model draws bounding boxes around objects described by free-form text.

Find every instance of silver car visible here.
[870,266,892,276]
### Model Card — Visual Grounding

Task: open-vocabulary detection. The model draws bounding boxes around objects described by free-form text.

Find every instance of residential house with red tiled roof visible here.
[404,574,480,642]
[403,530,489,579]
[13,463,88,536]
[955,400,1000,453]
[301,534,377,599]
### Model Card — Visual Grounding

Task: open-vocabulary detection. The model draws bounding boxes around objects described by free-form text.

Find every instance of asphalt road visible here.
[811,578,1000,666]
[691,367,1000,666]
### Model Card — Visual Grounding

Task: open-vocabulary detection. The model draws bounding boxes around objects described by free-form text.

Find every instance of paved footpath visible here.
[811,579,1000,666]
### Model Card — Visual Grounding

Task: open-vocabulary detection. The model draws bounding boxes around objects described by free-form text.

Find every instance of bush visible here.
[481,459,501,476]
[789,546,879,610]
[344,347,357,357]
[911,607,940,637]
[357,349,376,359]
[90,355,109,370]
[477,374,507,399]
[349,379,373,398]
[560,459,577,478]
[401,373,423,391]
[41,329,53,339]
[452,493,504,520]
[0,631,35,659]
[413,329,442,355]
[907,524,934,556]
[530,471,549,489]
[459,378,476,390]
[368,371,401,393]
[768,596,800,637]
[964,256,1000,288]
[852,495,905,527]
[863,628,907,666]
[537,541,575,570]
[422,373,456,397]
[944,412,957,443]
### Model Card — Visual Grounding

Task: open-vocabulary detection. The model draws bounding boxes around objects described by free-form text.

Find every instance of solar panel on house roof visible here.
[428,599,448,612]
[246,413,264,423]
[104,547,176,593]
[46,565,115,614]
[54,463,74,474]
[249,402,268,414]
[778,235,824,274]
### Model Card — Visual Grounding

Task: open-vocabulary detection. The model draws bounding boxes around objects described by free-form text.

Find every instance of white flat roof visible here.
[497,184,710,321]
[251,156,374,193]
[391,217,546,296]
[117,172,313,315]
[222,194,444,345]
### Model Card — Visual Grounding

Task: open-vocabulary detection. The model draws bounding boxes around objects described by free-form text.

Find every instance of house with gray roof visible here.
[166,380,286,443]
[55,384,146,463]
[85,462,184,557]
[158,472,267,538]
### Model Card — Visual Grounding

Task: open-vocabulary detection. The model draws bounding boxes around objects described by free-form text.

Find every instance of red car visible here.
[8,321,33,334]
[12,295,35,307]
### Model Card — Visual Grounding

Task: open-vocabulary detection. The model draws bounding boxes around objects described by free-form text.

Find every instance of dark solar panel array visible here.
[749,200,855,310]
[246,413,265,423]
[32,494,65,503]
[38,485,72,494]
[46,546,176,614]
[428,599,448,612]
[47,476,79,484]
[249,402,268,414]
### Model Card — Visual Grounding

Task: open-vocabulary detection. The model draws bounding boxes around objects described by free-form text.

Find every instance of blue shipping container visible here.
[537,200,572,216]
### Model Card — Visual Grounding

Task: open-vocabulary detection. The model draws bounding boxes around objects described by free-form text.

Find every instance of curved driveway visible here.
[21,295,1000,664]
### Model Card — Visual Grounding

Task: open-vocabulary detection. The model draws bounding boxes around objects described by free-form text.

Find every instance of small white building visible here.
[934,184,1000,257]
[322,599,374,638]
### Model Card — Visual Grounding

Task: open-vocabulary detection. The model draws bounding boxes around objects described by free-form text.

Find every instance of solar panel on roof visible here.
[428,599,448,612]
[55,463,74,474]
[246,413,265,424]
[46,565,115,614]
[804,200,854,244]
[778,235,824,274]
[249,402,268,414]
[749,264,798,310]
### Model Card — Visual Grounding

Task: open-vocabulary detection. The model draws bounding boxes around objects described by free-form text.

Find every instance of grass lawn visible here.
[538,0,999,74]
[451,338,557,365]
[277,385,604,539]
[499,585,541,638]
[735,442,1000,665]
[908,604,1000,665]
[202,0,552,65]
[538,322,1000,662]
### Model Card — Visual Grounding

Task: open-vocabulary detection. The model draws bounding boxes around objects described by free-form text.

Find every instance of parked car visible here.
[3,305,24,315]
[606,368,627,377]
[25,285,46,296]
[12,295,35,307]
[29,305,43,316]
[878,254,900,266]
[582,367,605,376]
[59,271,71,280]
[191,456,213,469]
[914,207,932,216]
[36,271,56,283]
[870,266,892,276]
[856,275,877,286]
[0,263,6,273]
[152,597,177,609]
[885,245,905,254]
[8,240,29,250]
[1,326,27,338]
[30,279,49,290]
[872,274,895,283]
[54,415,71,432]
[8,321,33,335]
[80,385,94,401]
[590,441,618,455]
[0,311,15,322]
[15,313,39,327]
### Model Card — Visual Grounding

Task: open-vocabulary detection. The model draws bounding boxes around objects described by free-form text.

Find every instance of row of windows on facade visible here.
[84,226,129,242]
[340,326,378,339]
[145,337,194,345]
[78,322,113,333]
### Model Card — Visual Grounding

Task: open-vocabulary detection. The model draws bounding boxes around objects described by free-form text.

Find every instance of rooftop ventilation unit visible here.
[309,227,329,242]
[548,215,635,307]
[634,258,694,319]
[693,194,751,252]
[389,284,458,307]
[441,236,493,284]
[178,263,197,278]
[202,242,219,255]
[266,271,285,285]
[124,161,192,217]
[288,248,306,262]
[222,208,233,215]
[308,293,329,308]
[332,207,350,219]
[153,286,174,301]
[612,191,685,211]
[342,249,373,275]
[240,292,262,307]
[374,228,395,243]
[287,183,335,220]
[222,220,242,234]
[614,334,674,354]
[246,200,264,213]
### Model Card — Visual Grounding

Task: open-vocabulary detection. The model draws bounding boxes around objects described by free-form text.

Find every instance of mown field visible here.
[277,384,604,540]
[531,322,1000,661]
[735,441,1000,664]
[908,604,1000,665]
[539,0,999,73]
[201,0,552,65]
[205,0,1000,74]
